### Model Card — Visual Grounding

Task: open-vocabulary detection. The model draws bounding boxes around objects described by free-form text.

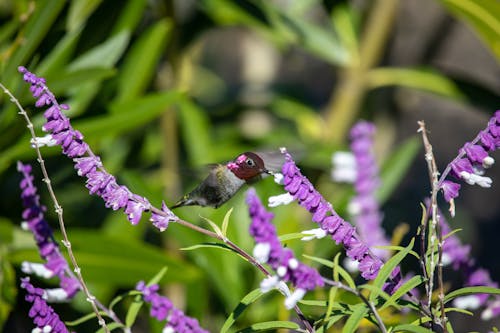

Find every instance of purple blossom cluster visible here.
[18,66,177,231]
[18,161,80,300]
[281,150,385,281]
[246,189,324,295]
[136,281,208,333]
[349,121,390,259]
[439,214,500,320]
[440,110,500,206]
[20,277,70,333]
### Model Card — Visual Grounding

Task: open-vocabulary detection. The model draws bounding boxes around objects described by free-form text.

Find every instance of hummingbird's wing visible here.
[255,150,287,174]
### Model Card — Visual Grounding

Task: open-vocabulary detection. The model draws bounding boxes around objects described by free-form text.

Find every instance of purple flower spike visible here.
[19,67,180,230]
[246,189,324,308]
[17,161,80,299]
[442,110,500,206]
[136,281,208,333]
[280,149,387,282]
[21,278,70,333]
[348,121,390,260]
[150,202,177,231]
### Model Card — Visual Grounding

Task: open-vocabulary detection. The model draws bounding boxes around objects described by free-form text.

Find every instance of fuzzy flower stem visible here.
[418,121,447,331]
[0,82,111,333]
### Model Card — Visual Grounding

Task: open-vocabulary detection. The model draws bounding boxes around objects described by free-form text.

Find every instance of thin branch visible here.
[323,278,387,333]
[0,83,114,333]
[418,120,447,332]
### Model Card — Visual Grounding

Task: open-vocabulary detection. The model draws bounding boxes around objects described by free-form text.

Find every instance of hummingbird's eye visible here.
[245,158,255,167]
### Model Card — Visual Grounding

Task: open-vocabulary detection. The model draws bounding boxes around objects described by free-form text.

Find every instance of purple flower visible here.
[20,277,70,333]
[441,110,500,203]
[18,67,179,230]
[17,161,80,299]
[348,121,390,260]
[136,281,208,333]
[150,201,176,231]
[246,188,324,299]
[280,149,389,282]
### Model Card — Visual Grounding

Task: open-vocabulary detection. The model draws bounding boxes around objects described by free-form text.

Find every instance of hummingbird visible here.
[171,151,278,209]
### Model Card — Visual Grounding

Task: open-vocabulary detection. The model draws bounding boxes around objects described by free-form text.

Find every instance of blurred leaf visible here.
[177,98,214,165]
[77,91,182,139]
[181,242,234,254]
[47,67,116,96]
[95,322,123,333]
[111,0,148,35]
[378,136,421,204]
[439,0,500,59]
[261,2,350,66]
[444,286,500,304]
[36,28,83,78]
[367,67,466,100]
[147,266,168,286]
[221,288,264,333]
[370,238,415,302]
[68,30,130,71]
[67,0,103,32]
[125,293,143,329]
[331,4,360,65]
[237,321,300,332]
[8,230,200,285]
[0,257,17,326]
[3,0,66,84]
[115,18,172,103]
[316,314,345,333]
[342,304,368,333]
[393,324,435,333]
[0,218,13,244]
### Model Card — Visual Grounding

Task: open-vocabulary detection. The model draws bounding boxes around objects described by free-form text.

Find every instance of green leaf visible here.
[47,67,117,96]
[76,91,182,139]
[261,2,350,66]
[96,322,124,333]
[393,324,435,333]
[342,304,368,333]
[369,238,415,302]
[278,232,305,242]
[3,0,66,84]
[115,18,173,103]
[199,215,224,239]
[378,137,421,204]
[237,321,300,332]
[125,294,144,328]
[147,266,168,286]
[444,286,500,304]
[380,275,424,310]
[367,67,466,100]
[221,288,264,333]
[221,207,234,237]
[67,0,103,32]
[177,98,214,165]
[181,242,235,254]
[68,30,130,70]
[8,230,200,285]
[439,0,500,59]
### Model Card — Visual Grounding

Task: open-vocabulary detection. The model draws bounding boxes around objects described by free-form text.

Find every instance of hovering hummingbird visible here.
[171,151,281,209]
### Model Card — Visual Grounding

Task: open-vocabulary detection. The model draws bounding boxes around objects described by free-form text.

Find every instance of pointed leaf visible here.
[393,324,435,333]
[342,304,368,333]
[381,275,425,310]
[237,321,300,332]
[221,288,264,333]
[444,286,500,304]
[221,207,234,237]
[370,238,415,302]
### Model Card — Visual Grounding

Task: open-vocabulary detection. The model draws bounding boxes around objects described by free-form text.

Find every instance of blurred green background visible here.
[0,0,499,331]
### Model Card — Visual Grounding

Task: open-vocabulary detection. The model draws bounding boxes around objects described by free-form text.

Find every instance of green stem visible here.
[323,0,399,143]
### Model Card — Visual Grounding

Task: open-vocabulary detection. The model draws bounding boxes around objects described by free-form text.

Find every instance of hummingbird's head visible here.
[227,152,270,180]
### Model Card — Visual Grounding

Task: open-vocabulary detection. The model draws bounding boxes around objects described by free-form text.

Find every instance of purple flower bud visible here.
[20,278,70,333]
[461,143,489,164]
[136,281,208,332]
[150,202,177,231]
[440,180,461,202]
[246,189,324,293]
